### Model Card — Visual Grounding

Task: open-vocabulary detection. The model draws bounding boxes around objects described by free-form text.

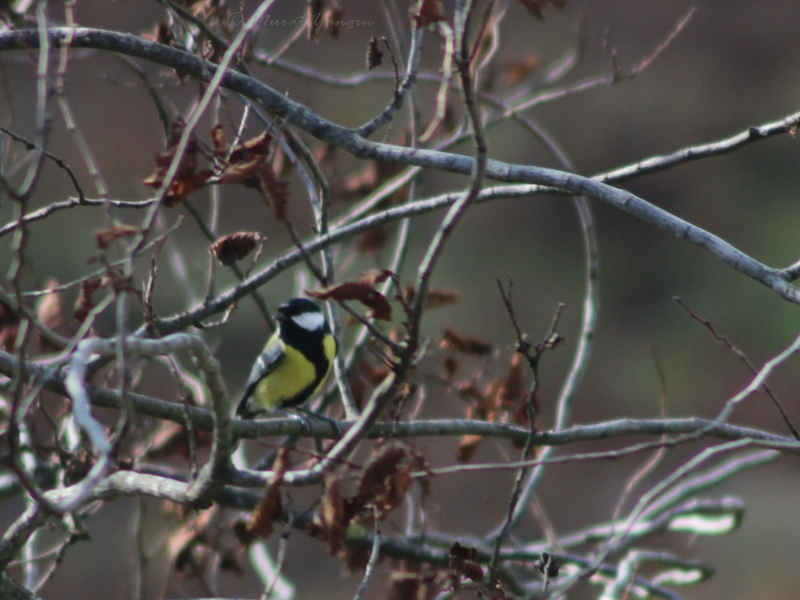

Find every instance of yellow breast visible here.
[254,344,317,408]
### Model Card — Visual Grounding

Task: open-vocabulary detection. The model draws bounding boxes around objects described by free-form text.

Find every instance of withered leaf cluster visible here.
[446,352,539,462]
[143,124,289,219]
[311,441,430,568]
[385,542,516,599]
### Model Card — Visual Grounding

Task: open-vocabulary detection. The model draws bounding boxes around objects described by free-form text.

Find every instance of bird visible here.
[236,297,337,418]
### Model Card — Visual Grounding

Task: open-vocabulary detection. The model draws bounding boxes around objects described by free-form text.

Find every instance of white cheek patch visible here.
[292,311,325,331]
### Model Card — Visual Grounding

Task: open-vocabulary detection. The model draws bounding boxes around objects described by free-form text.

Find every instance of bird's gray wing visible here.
[236,342,285,417]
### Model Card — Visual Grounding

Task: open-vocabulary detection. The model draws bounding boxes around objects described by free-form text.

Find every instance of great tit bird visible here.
[237,298,337,418]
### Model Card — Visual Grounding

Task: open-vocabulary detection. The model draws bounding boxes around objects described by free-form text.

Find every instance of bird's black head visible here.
[276,298,327,333]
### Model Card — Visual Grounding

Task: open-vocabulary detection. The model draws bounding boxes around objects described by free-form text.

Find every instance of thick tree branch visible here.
[0,28,798,309]
[2,347,797,454]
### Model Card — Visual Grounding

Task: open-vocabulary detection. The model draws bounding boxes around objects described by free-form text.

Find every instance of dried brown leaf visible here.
[309,279,392,321]
[166,169,213,205]
[143,136,199,189]
[457,434,483,463]
[357,225,389,255]
[324,3,344,37]
[483,378,504,415]
[307,0,325,39]
[449,542,484,583]
[500,353,525,408]
[441,328,492,356]
[169,508,217,577]
[455,378,501,460]
[508,393,541,451]
[216,157,261,185]
[358,269,393,287]
[74,277,105,324]
[411,0,445,28]
[426,289,460,308]
[0,299,20,353]
[457,381,486,406]
[211,232,263,266]
[517,0,566,20]
[230,130,272,161]
[402,286,415,305]
[502,54,541,84]
[356,441,427,519]
[443,355,458,380]
[94,225,140,250]
[256,161,290,221]
[246,448,288,539]
[386,571,451,600]
[209,129,289,218]
[319,474,346,555]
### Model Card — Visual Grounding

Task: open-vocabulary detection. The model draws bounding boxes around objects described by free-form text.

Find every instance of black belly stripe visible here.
[277,313,335,408]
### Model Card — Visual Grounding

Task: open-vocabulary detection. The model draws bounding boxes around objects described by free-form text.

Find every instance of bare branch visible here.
[1,28,798,307]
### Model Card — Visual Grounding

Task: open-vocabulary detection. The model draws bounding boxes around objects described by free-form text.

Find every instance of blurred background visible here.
[2,0,800,598]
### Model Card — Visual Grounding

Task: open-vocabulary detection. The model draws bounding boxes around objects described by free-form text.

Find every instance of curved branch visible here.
[1,28,798,307]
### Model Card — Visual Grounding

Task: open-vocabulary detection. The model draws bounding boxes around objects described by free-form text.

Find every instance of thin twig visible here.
[0,125,86,201]
[352,508,382,600]
[674,296,799,440]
